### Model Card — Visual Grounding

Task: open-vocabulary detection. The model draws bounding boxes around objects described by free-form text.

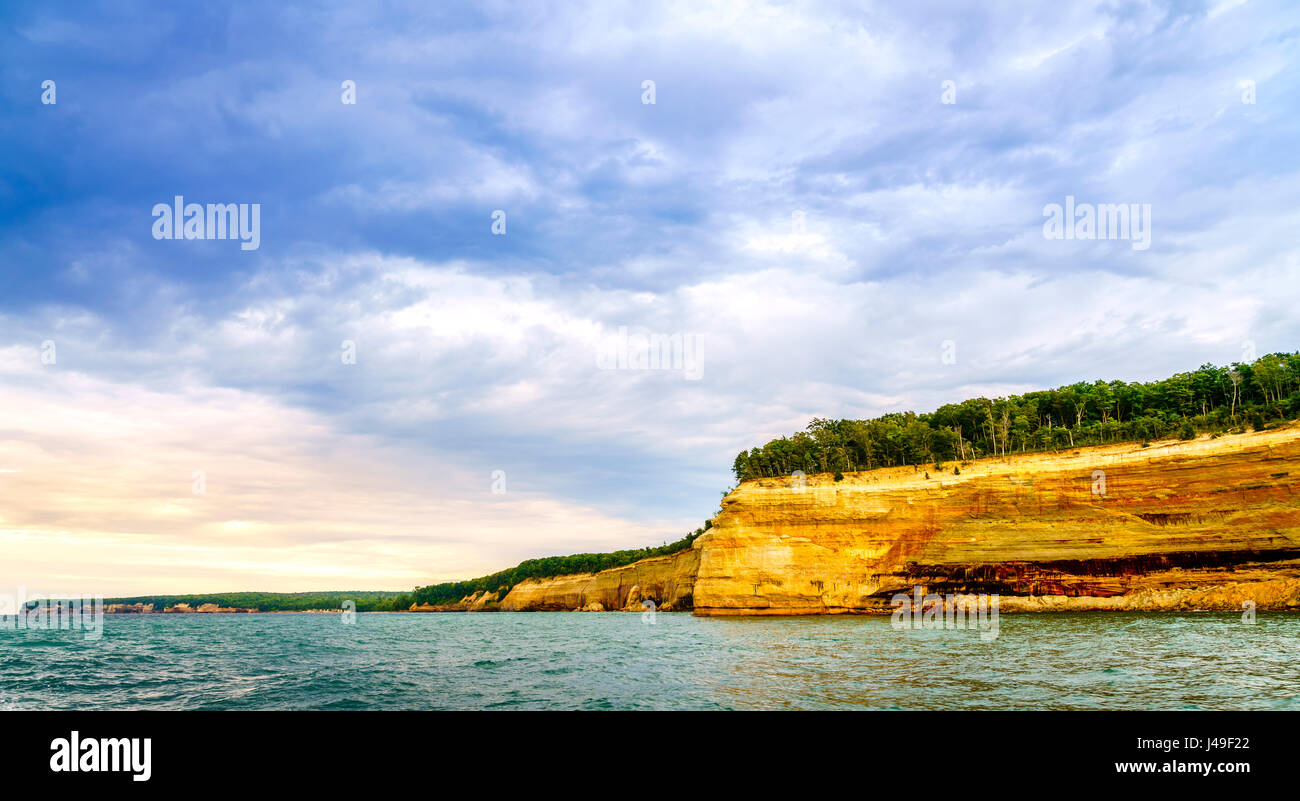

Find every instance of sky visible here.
[1,0,1298,596]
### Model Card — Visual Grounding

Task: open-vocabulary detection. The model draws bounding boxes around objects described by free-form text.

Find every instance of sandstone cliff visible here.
[443,425,1300,614]
[411,589,503,612]
[694,424,1300,614]
[499,549,698,612]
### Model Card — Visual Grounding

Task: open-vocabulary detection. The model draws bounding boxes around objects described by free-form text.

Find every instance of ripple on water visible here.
[1,612,1299,709]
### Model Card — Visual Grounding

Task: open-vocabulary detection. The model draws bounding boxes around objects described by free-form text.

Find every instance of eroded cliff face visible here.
[412,589,504,612]
[499,548,698,612]
[693,425,1300,614]
[448,426,1300,614]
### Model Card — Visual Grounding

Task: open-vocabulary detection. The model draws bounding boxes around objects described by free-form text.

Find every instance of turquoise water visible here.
[2,612,1298,710]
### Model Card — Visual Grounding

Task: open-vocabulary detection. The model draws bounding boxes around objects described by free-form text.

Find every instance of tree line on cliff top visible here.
[732,352,1300,482]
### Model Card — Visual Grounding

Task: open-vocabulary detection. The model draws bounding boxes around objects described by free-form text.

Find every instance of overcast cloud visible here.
[2,0,1298,592]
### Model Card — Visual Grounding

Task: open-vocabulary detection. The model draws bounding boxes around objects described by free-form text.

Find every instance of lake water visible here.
[2,612,1298,710]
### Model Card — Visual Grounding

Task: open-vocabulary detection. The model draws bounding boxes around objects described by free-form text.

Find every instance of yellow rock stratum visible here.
[694,424,1300,614]
[499,550,698,612]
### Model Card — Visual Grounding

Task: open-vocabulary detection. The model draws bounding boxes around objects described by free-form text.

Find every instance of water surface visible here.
[2,612,1297,710]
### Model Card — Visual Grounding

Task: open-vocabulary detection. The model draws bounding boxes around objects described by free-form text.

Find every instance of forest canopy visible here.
[733,352,1300,482]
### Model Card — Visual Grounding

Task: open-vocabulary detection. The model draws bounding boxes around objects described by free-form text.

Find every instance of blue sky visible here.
[2,0,1299,593]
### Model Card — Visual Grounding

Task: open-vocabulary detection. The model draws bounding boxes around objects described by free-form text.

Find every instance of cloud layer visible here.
[1,0,1298,592]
